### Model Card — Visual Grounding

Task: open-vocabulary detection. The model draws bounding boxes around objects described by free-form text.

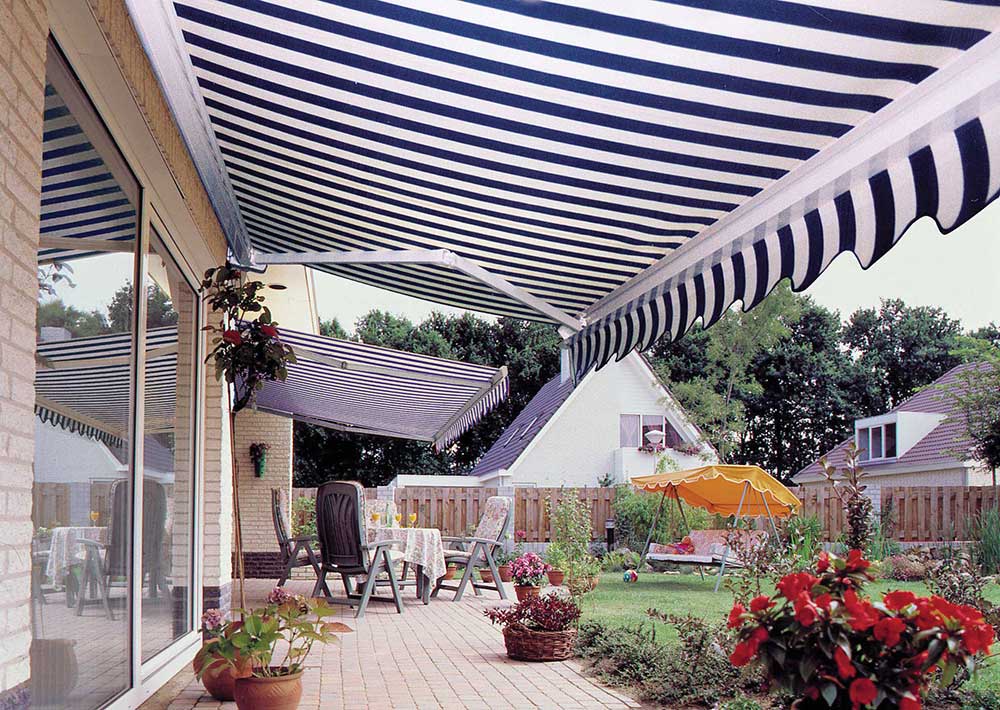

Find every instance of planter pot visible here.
[253,454,266,477]
[546,569,565,586]
[193,641,252,701]
[30,639,78,704]
[234,669,303,710]
[502,625,577,661]
[479,569,494,584]
[444,566,457,580]
[513,585,540,602]
[497,564,513,583]
[588,575,600,591]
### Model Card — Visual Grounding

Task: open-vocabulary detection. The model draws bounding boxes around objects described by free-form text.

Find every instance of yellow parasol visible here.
[631,464,800,518]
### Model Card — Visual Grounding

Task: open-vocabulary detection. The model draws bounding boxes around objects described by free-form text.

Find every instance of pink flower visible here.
[266,586,294,606]
[201,608,223,631]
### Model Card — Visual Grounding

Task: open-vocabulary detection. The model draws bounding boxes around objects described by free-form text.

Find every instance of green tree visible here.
[36,299,109,338]
[841,299,963,414]
[108,282,178,332]
[319,318,350,339]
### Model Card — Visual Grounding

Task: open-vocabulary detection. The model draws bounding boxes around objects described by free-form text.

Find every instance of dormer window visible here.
[857,422,896,462]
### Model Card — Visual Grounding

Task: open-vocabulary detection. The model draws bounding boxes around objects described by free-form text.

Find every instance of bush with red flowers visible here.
[728,550,994,709]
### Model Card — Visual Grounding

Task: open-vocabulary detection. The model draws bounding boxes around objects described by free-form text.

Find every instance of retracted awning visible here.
[128,2,1000,374]
[35,326,507,451]
[254,327,509,450]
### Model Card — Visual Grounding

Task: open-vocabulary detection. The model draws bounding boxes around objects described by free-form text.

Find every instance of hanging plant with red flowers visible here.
[201,265,296,412]
[728,550,994,710]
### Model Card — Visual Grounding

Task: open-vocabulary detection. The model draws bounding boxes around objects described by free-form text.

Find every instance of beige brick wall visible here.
[0,0,47,693]
[202,311,234,588]
[234,409,293,554]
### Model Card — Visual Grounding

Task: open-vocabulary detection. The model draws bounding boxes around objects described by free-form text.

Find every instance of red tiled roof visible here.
[794,363,986,480]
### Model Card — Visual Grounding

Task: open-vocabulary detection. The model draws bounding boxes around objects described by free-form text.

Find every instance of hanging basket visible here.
[253,453,266,478]
[501,625,577,662]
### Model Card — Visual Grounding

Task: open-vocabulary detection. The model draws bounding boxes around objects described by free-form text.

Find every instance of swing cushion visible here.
[647,530,766,567]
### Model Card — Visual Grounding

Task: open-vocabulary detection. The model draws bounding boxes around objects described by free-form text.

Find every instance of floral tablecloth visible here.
[372,526,446,586]
[45,526,106,584]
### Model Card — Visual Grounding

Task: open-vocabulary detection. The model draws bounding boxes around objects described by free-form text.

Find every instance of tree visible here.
[738,298,865,481]
[659,284,802,461]
[319,317,350,340]
[36,299,109,338]
[108,282,178,332]
[841,299,963,414]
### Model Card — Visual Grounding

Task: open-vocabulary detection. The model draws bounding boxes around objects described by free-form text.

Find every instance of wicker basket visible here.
[502,625,577,661]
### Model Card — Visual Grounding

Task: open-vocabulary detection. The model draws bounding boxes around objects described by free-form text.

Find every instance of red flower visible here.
[816,551,830,572]
[899,693,922,710]
[804,686,820,701]
[963,622,994,655]
[751,626,769,645]
[845,549,871,573]
[844,590,879,631]
[260,324,279,338]
[749,595,774,613]
[794,592,820,627]
[776,572,819,601]
[730,640,756,667]
[834,646,856,679]
[849,678,878,708]
[728,603,746,629]
[874,617,906,648]
[814,593,832,610]
[222,329,242,345]
[883,590,917,611]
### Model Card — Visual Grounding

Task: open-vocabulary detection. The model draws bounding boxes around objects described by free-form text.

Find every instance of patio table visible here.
[372,526,446,604]
[45,526,106,584]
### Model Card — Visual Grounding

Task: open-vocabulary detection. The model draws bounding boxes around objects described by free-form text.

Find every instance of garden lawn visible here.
[580,571,1000,692]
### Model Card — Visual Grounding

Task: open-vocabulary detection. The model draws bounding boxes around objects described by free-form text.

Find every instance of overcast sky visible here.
[51,200,998,335]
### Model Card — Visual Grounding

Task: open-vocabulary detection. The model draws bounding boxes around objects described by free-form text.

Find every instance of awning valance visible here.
[35,326,507,451]
[128,2,1000,370]
[254,327,508,450]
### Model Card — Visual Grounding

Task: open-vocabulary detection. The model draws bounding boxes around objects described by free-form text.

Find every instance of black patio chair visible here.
[272,488,321,586]
[311,481,405,619]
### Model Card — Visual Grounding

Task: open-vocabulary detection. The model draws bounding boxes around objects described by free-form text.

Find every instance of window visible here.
[856,422,897,461]
[620,414,682,448]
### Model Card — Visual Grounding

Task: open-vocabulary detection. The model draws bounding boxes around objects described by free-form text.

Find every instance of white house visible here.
[467,353,715,487]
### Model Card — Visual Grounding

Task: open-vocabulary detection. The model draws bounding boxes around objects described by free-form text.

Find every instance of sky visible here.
[49,200,999,335]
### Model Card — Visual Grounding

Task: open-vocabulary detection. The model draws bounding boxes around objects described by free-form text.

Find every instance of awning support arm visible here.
[252,248,583,331]
[714,481,750,593]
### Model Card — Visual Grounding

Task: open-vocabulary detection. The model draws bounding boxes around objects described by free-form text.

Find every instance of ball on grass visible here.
[623,569,639,583]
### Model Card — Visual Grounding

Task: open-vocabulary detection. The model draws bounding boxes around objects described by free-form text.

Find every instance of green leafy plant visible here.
[819,443,873,553]
[973,509,1000,575]
[197,587,350,678]
[290,496,316,539]
[867,501,902,561]
[612,485,712,552]
[600,549,640,572]
[721,694,763,710]
[545,542,569,572]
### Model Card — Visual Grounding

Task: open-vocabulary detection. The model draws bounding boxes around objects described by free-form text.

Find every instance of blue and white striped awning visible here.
[254,327,508,449]
[128,2,1000,374]
[36,326,507,450]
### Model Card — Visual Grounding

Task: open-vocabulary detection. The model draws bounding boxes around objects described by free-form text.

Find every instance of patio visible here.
[144,579,640,710]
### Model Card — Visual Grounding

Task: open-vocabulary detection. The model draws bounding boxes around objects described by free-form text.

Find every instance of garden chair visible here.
[432,496,509,602]
[311,481,405,618]
[77,479,129,619]
[272,489,321,587]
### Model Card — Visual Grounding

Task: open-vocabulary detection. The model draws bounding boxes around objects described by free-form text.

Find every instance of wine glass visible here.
[89,510,99,525]
[394,513,402,527]
[408,512,417,528]
[371,512,380,527]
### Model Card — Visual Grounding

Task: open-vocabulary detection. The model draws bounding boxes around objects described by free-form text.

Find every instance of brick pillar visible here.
[233,409,293,578]
[202,314,234,616]
[0,0,48,704]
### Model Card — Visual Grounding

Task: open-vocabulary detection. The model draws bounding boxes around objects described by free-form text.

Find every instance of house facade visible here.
[793,364,992,500]
[469,353,715,488]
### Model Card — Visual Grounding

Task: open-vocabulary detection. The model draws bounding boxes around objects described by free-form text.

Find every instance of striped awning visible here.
[254,327,508,449]
[35,326,507,451]
[128,2,1000,373]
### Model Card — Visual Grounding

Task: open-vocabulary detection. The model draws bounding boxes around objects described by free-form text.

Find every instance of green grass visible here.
[580,571,1000,692]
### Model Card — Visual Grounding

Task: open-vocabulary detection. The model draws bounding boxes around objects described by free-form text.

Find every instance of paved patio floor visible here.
[146,578,641,710]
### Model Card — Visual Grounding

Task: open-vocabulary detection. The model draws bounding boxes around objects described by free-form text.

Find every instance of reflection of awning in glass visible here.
[127,2,1000,378]
[34,326,508,451]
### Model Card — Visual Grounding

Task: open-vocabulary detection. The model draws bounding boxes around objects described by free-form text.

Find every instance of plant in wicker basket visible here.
[485,594,581,661]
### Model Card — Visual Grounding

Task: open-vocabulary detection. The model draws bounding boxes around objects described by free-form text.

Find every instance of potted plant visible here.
[249,442,269,478]
[494,545,516,583]
[485,594,581,661]
[196,587,351,710]
[728,550,994,708]
[479,567,494,584]
[193,609,251,701]
[444,563,458,581]
[566,555,602,595]
[545,543,568,586]
[510,552,550,602]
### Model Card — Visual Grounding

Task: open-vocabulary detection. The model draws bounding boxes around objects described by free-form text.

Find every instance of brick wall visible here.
[0,0,47,699]
[202,310,233,596]
[233,409,293,578]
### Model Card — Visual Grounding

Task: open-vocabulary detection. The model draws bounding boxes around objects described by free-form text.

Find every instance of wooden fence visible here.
[792,485,1000,542]
[290,486,615,542]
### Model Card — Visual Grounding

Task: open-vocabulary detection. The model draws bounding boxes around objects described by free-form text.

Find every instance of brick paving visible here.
[154,578,640,710]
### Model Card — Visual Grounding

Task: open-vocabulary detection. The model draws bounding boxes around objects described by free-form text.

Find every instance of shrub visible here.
[600,549,640,572]
[819,443,873,553]
[721,694,763,710]
[291,495,316,538]
[484,594,581,632]
[888,554,928,581]
[867,501,902,561]
[974,509,1000,574]
[728,550,994,709]
[785,514,822,568]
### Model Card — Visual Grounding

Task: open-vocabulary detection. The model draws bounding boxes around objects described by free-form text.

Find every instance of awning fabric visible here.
[254,327,508,449]
[632,464,801,518]
[128,2,1000,373]
[35,326,507,451]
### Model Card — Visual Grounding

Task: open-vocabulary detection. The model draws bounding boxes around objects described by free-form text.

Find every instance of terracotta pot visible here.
[589,575,600,591]
[497,564,513,583]
[444,566,458,580]
[234,669,303,710]
[546,569,565,586]
[513,585,540,602]
[30,639,78,704]
[479,568,494,584]
[193,641,252,701]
